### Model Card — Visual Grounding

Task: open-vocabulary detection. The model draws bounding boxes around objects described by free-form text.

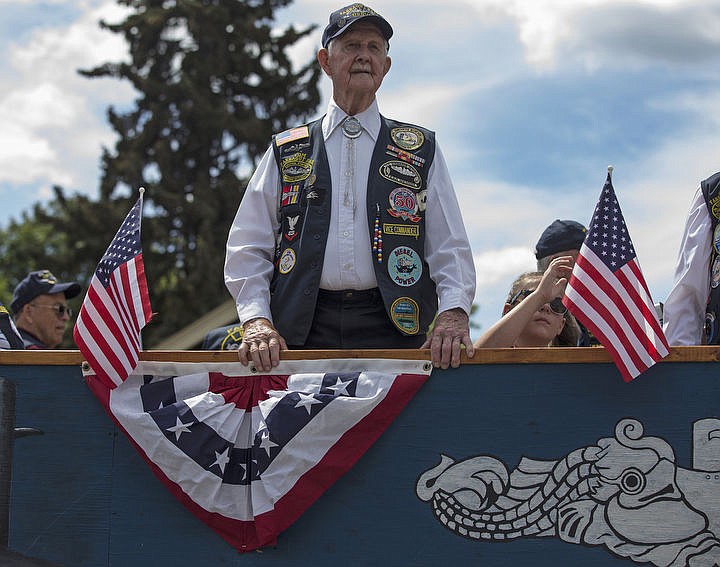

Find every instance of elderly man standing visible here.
[11,270,81,349]
[225,3,476,371]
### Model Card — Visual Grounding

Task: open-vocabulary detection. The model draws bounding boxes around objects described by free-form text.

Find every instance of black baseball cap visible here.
[321,3,393,48]
[11,270,81,313]
[534,220,587,260]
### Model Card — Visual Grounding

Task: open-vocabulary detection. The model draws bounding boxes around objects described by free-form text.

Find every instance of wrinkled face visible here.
[319,22,391,102]
[20,292,70,348]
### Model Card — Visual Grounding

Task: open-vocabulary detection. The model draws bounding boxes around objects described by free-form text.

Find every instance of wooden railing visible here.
[0,346,719,365]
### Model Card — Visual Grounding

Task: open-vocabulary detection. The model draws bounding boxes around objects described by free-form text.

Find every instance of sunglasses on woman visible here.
[510,289,567,316]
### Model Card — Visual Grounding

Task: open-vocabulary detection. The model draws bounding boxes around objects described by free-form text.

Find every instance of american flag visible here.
[83,358,430,552]
[73,192,153,389]
[563,170,669,381]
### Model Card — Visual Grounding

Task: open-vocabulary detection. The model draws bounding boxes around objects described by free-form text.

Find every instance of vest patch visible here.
[281,153,314,183]
[706,312,717,343]
[387,188,421,222]
[712,256,720,289]
[417,189,428,212]
[384,223,420,238]
[278,248,297,274]
[388,246,422,287]
[284,214,301,242]
[390,127,425,151]
[390,297,420,335]
[385,144,426,168]
[281,185,300,206]
[276,126,309,147]
[379,160,422,190]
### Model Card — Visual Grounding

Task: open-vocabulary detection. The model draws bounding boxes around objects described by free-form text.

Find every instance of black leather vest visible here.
[701,171,720,344]
[269,116,438,345]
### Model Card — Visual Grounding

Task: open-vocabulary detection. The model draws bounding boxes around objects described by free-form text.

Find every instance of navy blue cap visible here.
[322,3,393,48]
[11,270,81,313]
[534,220,587,259]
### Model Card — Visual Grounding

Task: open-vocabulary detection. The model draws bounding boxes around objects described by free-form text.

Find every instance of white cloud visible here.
[463,0,720,70]
[0,0,132,214]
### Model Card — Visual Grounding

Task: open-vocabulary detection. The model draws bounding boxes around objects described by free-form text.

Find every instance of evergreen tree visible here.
[78,0,322,345]
[0,186,141,346]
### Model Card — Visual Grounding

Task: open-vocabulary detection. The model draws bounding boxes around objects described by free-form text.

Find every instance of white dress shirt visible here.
[663,187,711,345]
[224,99,476,327]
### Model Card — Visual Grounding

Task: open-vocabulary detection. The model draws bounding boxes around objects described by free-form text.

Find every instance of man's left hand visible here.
[421,308,474,369]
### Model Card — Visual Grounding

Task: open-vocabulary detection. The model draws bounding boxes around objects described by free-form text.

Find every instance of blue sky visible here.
[2,0,720,336]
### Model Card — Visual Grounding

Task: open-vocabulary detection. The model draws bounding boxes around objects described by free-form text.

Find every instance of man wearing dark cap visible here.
[534,219,587,271]
[534,219,596,346]
[11,270,81,349]
[225,3,475,371]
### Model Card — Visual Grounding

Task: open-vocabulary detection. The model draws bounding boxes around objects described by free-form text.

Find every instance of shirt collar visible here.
[323,99,381,142]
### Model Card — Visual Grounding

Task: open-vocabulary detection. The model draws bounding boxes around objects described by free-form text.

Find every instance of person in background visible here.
[534,219,595,346]
[202,323,244,351]
[474,257,580,348]
[534,219,587,271]
[664,171,720,345]
[0,300,23,349]
[224,4,476,371]
[11,270,81,349]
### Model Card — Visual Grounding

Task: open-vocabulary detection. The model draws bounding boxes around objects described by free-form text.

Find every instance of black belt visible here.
[318,288,381,303]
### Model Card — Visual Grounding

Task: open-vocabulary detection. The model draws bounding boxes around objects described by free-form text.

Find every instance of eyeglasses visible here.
[510,289,567,316]
[30,303,73,318]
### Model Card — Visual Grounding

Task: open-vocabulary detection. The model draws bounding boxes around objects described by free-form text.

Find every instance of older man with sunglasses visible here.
[11,270,81,349]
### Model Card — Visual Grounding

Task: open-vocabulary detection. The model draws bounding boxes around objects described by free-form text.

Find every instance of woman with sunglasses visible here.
[474,256,580,348]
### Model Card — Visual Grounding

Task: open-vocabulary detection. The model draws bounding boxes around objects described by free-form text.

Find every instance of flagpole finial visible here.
[139,186,145,197]
[607,165,614,175]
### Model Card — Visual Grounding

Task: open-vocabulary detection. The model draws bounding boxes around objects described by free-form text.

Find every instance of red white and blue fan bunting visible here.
[83,358,431,552]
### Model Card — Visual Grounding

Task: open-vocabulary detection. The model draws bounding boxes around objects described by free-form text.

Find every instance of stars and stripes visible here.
[84,358,431,552]
[564,170,669,381]
[73,192,153,389]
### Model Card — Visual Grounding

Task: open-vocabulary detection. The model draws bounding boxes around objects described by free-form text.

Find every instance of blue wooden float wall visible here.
[1,350,717,566]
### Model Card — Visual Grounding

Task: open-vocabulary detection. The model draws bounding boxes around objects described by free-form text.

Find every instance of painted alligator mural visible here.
[416,418,720,566]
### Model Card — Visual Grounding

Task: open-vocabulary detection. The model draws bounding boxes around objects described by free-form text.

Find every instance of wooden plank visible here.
[1,346,719,365]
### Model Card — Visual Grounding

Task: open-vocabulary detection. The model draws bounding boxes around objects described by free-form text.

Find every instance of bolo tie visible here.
[342,116,383,263]
[341,116,362,211]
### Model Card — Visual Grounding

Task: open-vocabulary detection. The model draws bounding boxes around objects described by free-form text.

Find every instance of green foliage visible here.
[0,187,127,346]
[469,302,480,330]
[0,0,322,347]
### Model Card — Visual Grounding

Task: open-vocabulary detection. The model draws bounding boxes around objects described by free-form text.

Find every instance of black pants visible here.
[290,288,426,350]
